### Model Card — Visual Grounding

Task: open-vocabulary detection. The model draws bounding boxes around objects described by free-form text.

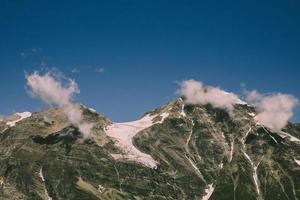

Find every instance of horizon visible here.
[1,1,300,122]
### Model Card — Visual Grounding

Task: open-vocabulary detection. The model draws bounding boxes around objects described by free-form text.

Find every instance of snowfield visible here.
[105,112,169,168]
[6,112,32,127]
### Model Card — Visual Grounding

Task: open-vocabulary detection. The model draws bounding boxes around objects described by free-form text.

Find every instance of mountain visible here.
[0,99,300,200]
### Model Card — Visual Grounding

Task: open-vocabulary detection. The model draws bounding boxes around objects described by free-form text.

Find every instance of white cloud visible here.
[26,71,92,138]
[246,90,299,132]
[245,90,263,104]
[26,71,79,106]
[178,79,242,112]
[178,79,299,132]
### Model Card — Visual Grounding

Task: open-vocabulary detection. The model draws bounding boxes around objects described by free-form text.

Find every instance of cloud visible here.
[246,90,299,132]
[26,71,92,138]
[26,71,79,105]
[245,90,263,103]
[179,79,299,131]
[20,47,42,58]
[178,79,243,112]
[95,67,105,73]
[71,68,80,73]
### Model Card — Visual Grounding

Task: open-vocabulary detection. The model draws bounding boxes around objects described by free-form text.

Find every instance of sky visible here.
[0,0,300,122]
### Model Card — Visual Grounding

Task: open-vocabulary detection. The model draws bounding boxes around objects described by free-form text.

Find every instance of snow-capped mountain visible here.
[0,99,299,200]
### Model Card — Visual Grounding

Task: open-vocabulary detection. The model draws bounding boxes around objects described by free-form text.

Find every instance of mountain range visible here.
[0,99,299,200]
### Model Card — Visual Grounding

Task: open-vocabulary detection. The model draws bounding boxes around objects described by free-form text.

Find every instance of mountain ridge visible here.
[0,99,300,199]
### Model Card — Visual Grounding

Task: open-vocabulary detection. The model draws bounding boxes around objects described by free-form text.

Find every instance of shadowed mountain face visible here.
[0,101,299,200]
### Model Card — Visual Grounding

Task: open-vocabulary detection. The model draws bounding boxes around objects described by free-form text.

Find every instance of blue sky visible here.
[0,0,300,121]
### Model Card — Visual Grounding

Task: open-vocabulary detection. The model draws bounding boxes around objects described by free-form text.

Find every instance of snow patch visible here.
[294,159,300,166]
[259,126,278,144]
[1,128,8,134]
[221,91,247,105]
[249,112,256,117]
[185,155,203,178]
[38,168,52,200]
[229,141,234,162]
[39,168,45,182]
[0,177,3,186]
[278,131,300,142]
[105,113,169,168]
[88,107,97,113]
[185,119,194,153]
[220,132,225,139]
[242,127,252,144]
[6,112,31,127]
[98,184,105,193]
[268,134,278,144]
[202,184,215,200]
[159,112,169,123]
[180,103,186,117]
[235,99,247,105]
[243,151,261,196]
[219,162,223,169]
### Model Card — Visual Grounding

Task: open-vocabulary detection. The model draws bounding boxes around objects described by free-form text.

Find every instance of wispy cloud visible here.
[95,67,105,73]
[71,68,80,73]
[20,47,43,59]
[26,70,93,138]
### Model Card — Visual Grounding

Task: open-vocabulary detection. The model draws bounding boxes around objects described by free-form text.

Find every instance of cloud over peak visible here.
[178,79,243,112]
[178,79,299,132]
[246,90,299,132]
[26,71,92,138]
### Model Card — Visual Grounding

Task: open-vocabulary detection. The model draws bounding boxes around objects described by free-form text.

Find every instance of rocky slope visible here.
[0,100,299,200]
